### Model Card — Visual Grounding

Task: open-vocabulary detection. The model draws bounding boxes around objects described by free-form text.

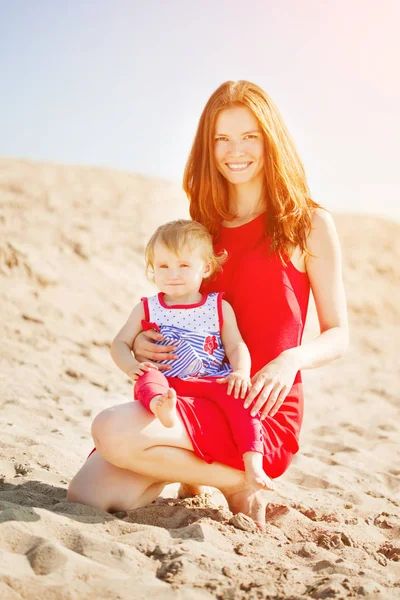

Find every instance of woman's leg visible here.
[67,451,166,512]
[89,400,270,524]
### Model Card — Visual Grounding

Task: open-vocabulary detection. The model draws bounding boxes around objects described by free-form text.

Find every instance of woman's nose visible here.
[228,140,246,156]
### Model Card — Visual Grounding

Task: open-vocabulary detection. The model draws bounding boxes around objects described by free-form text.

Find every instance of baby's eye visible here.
[159,264,168,269]
[180,264,189,268]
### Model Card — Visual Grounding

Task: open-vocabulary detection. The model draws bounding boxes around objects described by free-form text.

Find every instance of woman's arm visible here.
[284,209,349,370]
[111,302,158,379]
[245,209,349,418]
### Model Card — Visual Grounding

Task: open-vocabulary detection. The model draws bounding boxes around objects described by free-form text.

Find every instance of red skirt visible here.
[89,378,303,479]
[170,377,304,479]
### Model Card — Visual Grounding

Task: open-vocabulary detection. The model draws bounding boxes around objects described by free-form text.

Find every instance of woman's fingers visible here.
[259,385,284,419]
[135,354,173,370]
[268,387,289,417]
[142,348,179,361]
[216,377,229,384]
[250,384,274,416]
[156,363,173,371]
[143,329,164,341]
[145,342,178,355]
[243,378,264,409]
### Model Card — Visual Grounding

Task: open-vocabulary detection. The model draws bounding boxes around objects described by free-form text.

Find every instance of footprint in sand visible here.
[312,439,358,454]
[312,557,359,576]
[339,421,365,436]
[289,469,343,491]
[316,530,355,550]
[27,541,68,575]
[379,542,400,561]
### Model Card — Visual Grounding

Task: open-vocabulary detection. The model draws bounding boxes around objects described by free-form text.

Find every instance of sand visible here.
[0,157,399,599]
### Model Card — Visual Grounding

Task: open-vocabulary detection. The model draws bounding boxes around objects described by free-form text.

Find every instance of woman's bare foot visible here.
[177,483,207,498]
[149,389,177,428]
[222,483,269,530]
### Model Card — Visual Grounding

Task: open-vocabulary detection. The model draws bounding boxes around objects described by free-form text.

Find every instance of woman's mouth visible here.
[226,162,252,172]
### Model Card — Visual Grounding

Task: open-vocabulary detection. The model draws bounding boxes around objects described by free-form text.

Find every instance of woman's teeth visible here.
[227,162,251,171]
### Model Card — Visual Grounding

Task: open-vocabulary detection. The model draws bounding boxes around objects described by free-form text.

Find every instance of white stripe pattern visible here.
[145,293,232,379]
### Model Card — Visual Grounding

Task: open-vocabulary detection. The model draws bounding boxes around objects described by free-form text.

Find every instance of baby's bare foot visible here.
[149,389,177,428]
[245,466,275,491]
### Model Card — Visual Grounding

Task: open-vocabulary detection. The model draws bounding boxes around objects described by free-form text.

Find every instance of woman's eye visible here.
[215,137,228,142]
[244,134,257,139]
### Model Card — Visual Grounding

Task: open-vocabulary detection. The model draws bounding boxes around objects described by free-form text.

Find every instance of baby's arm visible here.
[111,302,158,380]
[218,300,251,398]
[221,300,251,374]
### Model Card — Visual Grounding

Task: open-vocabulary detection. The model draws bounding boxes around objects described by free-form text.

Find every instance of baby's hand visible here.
[129,361,159,381]
[216,370,252,399]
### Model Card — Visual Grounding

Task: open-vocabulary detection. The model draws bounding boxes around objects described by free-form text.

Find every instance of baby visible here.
[110,219,274,490]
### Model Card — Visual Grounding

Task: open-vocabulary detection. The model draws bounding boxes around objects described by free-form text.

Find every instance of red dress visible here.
[174,213,310,478]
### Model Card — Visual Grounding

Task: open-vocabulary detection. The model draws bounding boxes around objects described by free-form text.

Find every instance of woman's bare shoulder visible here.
[310,207,336,229]
[290,209,337,271]
[307,208,339,252]
[303,208,343,275]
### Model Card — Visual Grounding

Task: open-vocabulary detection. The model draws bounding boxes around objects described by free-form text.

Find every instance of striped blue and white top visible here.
[141,292,233,379]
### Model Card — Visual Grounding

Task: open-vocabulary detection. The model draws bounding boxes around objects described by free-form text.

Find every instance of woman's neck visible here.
[227,179,265,220]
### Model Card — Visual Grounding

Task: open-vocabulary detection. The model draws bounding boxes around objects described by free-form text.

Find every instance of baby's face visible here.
[152,242,210,300]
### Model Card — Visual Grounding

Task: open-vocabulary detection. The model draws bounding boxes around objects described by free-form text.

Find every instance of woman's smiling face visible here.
[214,105,265,186]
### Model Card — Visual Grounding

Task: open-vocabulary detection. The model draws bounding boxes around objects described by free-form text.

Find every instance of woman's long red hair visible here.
[183,80,321,260]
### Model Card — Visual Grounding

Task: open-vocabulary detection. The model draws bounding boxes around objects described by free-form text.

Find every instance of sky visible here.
[1,0,399,220]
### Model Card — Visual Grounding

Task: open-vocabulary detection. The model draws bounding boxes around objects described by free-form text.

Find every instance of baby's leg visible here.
[134,370,178,428]
[204,379,274,490]
[243,452,275,490]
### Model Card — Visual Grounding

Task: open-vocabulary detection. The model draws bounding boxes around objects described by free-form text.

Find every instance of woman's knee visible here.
[90,407,116,448]
[91,403,148,461]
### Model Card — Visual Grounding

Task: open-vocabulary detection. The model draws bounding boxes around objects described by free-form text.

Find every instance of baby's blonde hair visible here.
[145,219,226,279]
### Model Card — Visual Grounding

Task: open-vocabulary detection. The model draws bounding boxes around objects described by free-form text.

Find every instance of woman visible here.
[67,81,348,527]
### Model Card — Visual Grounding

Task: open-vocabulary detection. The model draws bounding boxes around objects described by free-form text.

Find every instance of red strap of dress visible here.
[141,319,161,333]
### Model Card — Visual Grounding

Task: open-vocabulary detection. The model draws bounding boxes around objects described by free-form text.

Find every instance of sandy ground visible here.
[0,157,399,600]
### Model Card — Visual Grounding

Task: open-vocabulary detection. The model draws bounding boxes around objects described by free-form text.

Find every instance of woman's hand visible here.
[216,370,252,399]
[132,330,178,371]
[244,350,300,418]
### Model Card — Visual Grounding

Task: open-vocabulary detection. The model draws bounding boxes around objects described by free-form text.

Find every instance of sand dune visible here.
[1,158,399,599]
